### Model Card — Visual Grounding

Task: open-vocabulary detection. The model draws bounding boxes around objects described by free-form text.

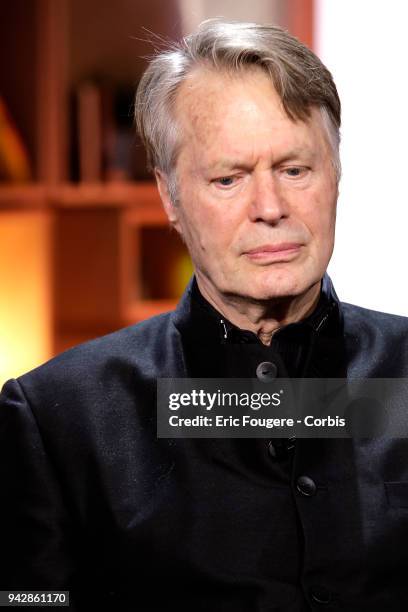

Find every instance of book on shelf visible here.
[72,81,150,183]
[77,81,103,181]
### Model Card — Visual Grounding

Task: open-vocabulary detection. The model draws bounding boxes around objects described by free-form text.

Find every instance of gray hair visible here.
[135,19,341,200]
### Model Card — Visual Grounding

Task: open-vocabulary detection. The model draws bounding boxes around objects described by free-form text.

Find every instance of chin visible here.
[245,269,316,301]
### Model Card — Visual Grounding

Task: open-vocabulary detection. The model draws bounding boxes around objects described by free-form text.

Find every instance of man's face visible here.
[160,68,338,304]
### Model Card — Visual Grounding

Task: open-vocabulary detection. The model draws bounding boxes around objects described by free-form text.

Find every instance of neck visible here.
[195,277,322,346]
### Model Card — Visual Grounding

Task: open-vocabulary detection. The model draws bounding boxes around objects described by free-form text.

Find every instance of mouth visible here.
[244,242,303,262]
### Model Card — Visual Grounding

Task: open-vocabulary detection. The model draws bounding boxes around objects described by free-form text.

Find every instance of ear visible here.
[155,169,182,234]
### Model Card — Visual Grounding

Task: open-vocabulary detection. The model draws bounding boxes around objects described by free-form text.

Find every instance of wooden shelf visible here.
[0,185,48,209]
[0,182,167,221]
[49,181,161,208]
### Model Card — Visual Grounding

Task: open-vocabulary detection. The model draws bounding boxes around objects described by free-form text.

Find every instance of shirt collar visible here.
[172,274,346,378]
[183,273,340,345]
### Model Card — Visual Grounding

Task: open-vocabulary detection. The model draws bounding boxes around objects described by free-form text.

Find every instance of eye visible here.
[286,167,301,176]
[215,176,235,187]
[283,166,308,178]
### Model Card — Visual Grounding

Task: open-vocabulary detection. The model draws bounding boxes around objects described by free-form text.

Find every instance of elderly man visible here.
[1,19,408,612]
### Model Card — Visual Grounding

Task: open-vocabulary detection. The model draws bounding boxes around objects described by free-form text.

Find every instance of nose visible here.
[248,173,289,224]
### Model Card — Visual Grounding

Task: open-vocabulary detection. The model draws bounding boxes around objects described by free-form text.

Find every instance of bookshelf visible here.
[51,183,190,354]
[0,0,188,376]
[0,181,189,362]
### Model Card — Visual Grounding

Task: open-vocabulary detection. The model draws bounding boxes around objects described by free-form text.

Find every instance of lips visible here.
[245,242,302,255]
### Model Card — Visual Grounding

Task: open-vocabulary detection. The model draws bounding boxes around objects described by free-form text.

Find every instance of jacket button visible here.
[256,361,277,382]
[296,475,317,496]
[310,586,331,604]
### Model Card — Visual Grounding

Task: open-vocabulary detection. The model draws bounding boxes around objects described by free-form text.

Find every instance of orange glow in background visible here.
[0,211,52,386]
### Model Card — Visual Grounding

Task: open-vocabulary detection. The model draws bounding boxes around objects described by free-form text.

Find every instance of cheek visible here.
[178,200,239,253]
[177,208,223,257]
[304,187,337,238]
[308,216,335,251]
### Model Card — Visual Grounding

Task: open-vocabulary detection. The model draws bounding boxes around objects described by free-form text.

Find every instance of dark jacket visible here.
[1,278,408,611]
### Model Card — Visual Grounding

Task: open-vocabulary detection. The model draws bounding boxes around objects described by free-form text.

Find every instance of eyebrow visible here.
[275,147,317,161]
[204,148,317,172]
[205,159,252,172]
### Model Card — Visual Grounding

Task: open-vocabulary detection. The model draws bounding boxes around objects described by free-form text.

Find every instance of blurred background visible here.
[1,0,407,386]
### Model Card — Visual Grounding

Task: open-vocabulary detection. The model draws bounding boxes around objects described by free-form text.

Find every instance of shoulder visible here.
[341,301,408,336]
[341,302,408,376]
[16,311,178,404]
[342,300,408,324]
[27,311,172,371]
[0,313,180,484]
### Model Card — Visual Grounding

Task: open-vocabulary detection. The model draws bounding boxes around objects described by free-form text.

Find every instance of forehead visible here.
[174,67,328,166]
[176,66,285,122]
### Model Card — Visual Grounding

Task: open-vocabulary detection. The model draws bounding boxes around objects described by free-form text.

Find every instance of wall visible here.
[178,0,287,34]
[316,0,408,315]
